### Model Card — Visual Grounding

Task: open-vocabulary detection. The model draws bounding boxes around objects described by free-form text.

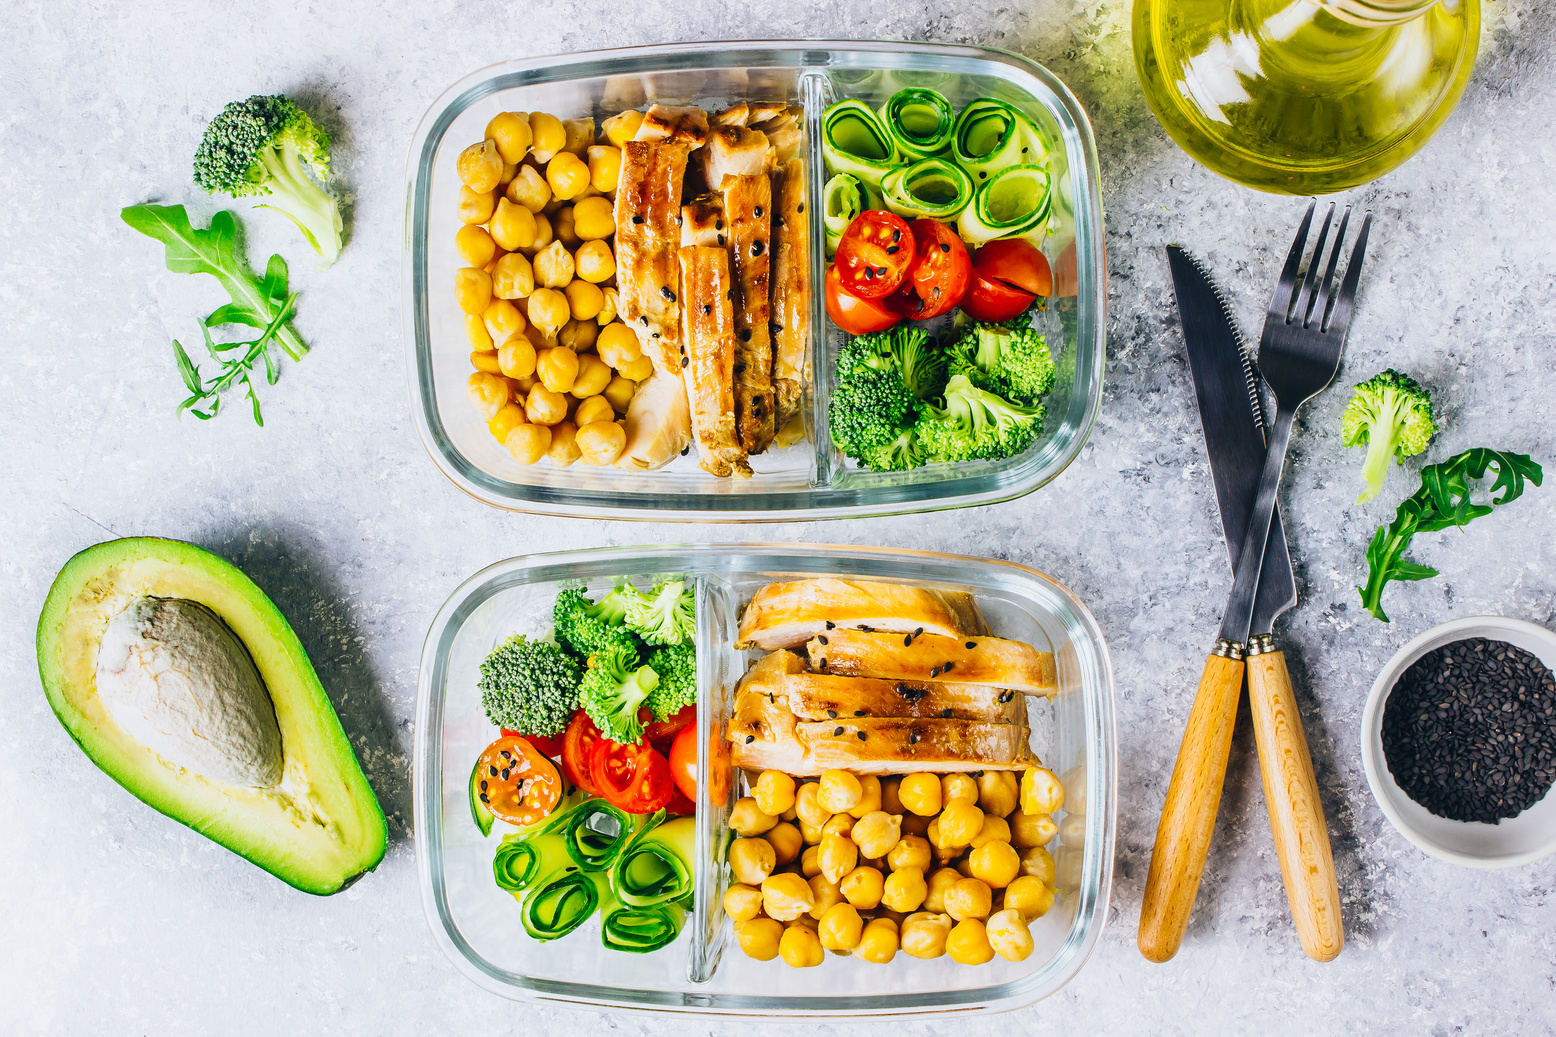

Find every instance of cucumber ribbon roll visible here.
[823,173,872,256]
[877,88,956,160]
[952,98,1051,180]
[880,157,974,221]
[821,99,899,188]
[609,813,696,909]
[492,796,636,893]
[957,164,1053,245]
[521,868,607,942]
[600,902,686,953]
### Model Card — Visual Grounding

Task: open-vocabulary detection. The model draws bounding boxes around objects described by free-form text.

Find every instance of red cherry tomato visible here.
[590,739,674,814]
[826,264,904,336]
[898,218,971,320]
[560,710,605,796]
[834,210,915,298]
[973,238,1053,297]
[474,735,563,827]
[502,728,564,759]
[643,704,695,752]
[667,722,698,803]
[960,270,1038,323]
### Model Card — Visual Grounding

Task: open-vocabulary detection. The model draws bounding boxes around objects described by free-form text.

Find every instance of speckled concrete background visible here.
[3,1,1554,1033]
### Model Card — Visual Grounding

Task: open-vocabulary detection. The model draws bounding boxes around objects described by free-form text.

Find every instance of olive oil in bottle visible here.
[1133,0,1479,193]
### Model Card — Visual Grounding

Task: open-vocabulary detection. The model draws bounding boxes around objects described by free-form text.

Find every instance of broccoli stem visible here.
[255,145,343,266]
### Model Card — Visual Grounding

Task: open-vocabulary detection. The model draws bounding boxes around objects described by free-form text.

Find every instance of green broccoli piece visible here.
[578,643,660,745]
[829,365,917,460]
[553,586,639,658]
[860,427,927,471]
[836,325,946,402]
[192,95,344,266]
[645,642,697,722]
[1341,369,1437,504]
[477,635,581,737]
[622,579,695,646]
[946,322,1056,407]
[915,374,1045,463]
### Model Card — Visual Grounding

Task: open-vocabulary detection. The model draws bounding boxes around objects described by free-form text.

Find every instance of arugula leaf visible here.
[1358,448,1543,621]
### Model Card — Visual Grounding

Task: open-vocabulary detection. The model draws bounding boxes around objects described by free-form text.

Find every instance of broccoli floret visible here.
[829,365,917,459]
[477,635,581,737]
[577,643,660,745]
[1341,369,1437,504]
[915,374,1045,463]
[836,326,946,401]
[946,322,1056,407]
[622,579,695,646]
[645,642,697,722]
[553,586,639,658]
[192,95,343,266]
[861,427,927,471]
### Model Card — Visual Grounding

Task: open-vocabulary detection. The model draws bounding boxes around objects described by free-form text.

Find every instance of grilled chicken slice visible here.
[780,674,1023,724]
[770,157,810,433]
[736,578,988,650]
[713,102,789,128]
[699,124,774,190]
[720,173,776,453]
[730,650,808,772]
[634,104,710,145]
[615,139,691,373]
[680,193,726,249]
[752,106,805,165]
[792,718,1038,775]
[806,630,1057,695]
[616,370,691,471]
[678,245,750,478]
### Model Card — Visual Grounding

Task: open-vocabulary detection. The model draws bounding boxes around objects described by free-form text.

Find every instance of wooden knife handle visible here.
[1138,647,1245,963]
[1246,643,1344,962]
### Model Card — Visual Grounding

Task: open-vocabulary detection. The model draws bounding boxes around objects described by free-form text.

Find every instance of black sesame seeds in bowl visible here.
[1362,618,1556,868]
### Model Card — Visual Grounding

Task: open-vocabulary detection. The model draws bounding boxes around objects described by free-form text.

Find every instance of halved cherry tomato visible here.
[899,218,970,320]
[973,238,1053,297]
[643,704,695,752]
[474,735,563,827]
[561,710,605,796]
[502,728,563,760]
[960,270,1037,323]
[666,785,696,817]
[826,264,904,336]
[667,722,698,803]
[834,211,915,298]
[590,739,674,814]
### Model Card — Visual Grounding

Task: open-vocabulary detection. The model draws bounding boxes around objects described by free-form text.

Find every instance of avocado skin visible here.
[36,537,388,895]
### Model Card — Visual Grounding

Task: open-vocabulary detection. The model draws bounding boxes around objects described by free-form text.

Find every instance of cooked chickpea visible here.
[849,811,901,860]
[1003,875,1055,920]
[465,312,495,351]
[618,355,654,381]
[970,814,1012,850]
[1010,810,1058,849]
[457,185,496,224]
[455,224,496,268]
[586,144,622,194]
[576,420,626,466]
[899,811,932,839]
[946,918,995,965]
[574,395,615,428]
[779,923,824,968]
[526,287,570,337]
[511,373,538,396]
[602,109,643,149]
[820,813,854,841]
[1054,845,1083,893]
[728,797,778,837]
[942,773,979,806]
[497,337,538,380]
[485,111,532,163]
[560,117,595,156]
[728,836,777,885]
[487,199,533,252]
[546,421,580,468]
[766,821,802,865]
[1018,845,1056,885]
[943,877,993,922]
[564,279,605,322]
[504,422,550,464]
[817,833,858,885]
[900,912,952,960]
[471,350,501,374]
[818,770,863,814]
[482,299,524,346]
[734,917,784,961]
[569,354,611,400]
[503,163,551,212]
[760,872,814,922]
[527,112,565,162]
[524,383,568,426]
[532,240,575,289]
[546,152,590,201]
[977,771,1020,818]
[968,841,1021,890]
[817,903,863,952]
[1060,814,1086,848]
[497,160,517,189]
[839,865,884,910]
[596,285,619,324]
[571,195,615,240]
[487,401,526,441]
[881,866,927,913]
[454,267,493,315]
[985,909,1035,962]
[722,882,765,923]
[558,317,598,353]
[937,800,985,849]
[753,771,797,817]
[523,212,554,255]
[841,775,880,819]
[898,773,942,816]
[1021,767,1065,816]
[879,778,903,815]
[553,205,580,247]
[799,844,821,877]
[491,252,534,300]
[794,781,829,829]
[523,321,556,352]
[466,371,508,420]
[596,322,643,370]
[807,872,843,920]
[457,139,503,193]
[602,374,635,414]
[923,867,961,913]
[887,834,932,873]
[1062,765,1087,816]
[854,917,898,963]
[534,346,578,394]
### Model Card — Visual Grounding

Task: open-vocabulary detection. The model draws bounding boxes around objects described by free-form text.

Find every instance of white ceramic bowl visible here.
[1360,616,1556,869]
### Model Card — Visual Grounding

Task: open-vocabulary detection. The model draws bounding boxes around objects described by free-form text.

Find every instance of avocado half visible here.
[36,538,387,895]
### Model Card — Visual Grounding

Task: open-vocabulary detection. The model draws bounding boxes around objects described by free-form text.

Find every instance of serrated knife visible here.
[1139,247,1342,964]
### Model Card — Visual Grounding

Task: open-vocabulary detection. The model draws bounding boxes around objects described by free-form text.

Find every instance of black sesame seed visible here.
[746,734,756,744]
[500,768,510,781]
[942,708,953,718]
[930,667,941,678]
[640,316,649,326]
[942,661,954,673]
[651,331,660,339]
[818,635,828,645]
[752,241,765,256]
[479,780,488,792]
[854,710,865,717]
[754,206,764,217]
[680,446,689,455]
[966,641,977,650]
[480,793,490,803]
[978,171,987,179]
[500,749,512,760]
[661,286,677,302]
[834,726,845,737]
[703,304,712,315]
[908,732,919,745]
[489,765,499,777]
[826,621,835,630]
[904,634,913,646]
[865,267,876,280]
[797,203,805,213]
[913,627,923,638]
[857,731,867,741]
[940,243,951,253]
[632,214,645,224]
[740,329,752,342]
[716,220,724,230]
[718,234,725,246]
[886,245,900,255]
[827,709,837,718]
[892,228,901,242]
[681,356,689,368]
[734,363,746,374]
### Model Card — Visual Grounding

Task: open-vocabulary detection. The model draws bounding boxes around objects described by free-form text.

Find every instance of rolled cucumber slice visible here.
[880,157,974,221]
[821,99,900,187]
[877,88,956,160]
[823,173,872,256]
[957,164,1053,245]
[952,98,1051,180]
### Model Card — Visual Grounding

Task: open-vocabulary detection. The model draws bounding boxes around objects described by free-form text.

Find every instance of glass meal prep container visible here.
[413,543,1116,1016]
[402,41,1106,521]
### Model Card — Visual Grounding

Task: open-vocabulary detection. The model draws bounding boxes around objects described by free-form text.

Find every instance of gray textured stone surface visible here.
[3,1,1554,1033]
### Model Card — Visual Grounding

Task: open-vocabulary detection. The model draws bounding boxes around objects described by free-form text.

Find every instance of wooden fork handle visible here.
[1138,646,1244,963]
[1246,641,1344,962]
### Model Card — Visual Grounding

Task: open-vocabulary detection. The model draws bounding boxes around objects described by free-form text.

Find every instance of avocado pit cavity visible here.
[95,597,283,788]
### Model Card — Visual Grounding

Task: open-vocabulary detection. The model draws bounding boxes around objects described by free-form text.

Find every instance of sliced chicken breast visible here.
[615,139,691,374]
[720,173,776,454]
[698,124,774,190]
[730,650,807,772]
[736,578,988,650]
[779,673,1023,724]
[680,193,726,249]
[791,718,1038,775]
[678,245,750,478]
[634,104,710,145]
[770,156,810,433]
[806,630,1057,695]
[752,106,805,165]
[616,370,691,471]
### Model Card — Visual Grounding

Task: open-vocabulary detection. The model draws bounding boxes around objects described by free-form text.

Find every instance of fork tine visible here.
[1322,212,1373,337]
[1269,198,1317,322]
[1309,206,1352,330]
[1293,203,1336,327]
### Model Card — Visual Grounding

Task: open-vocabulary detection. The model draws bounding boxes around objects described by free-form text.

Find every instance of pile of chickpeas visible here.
[454,109,657,469]
[723,765,1066,968]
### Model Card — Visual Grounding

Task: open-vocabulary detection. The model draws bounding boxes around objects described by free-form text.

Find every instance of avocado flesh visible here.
[37,538,387,895]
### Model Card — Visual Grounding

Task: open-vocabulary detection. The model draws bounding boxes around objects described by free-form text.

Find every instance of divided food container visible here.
[413,543,1116,1016]
[402,41,1106,520]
